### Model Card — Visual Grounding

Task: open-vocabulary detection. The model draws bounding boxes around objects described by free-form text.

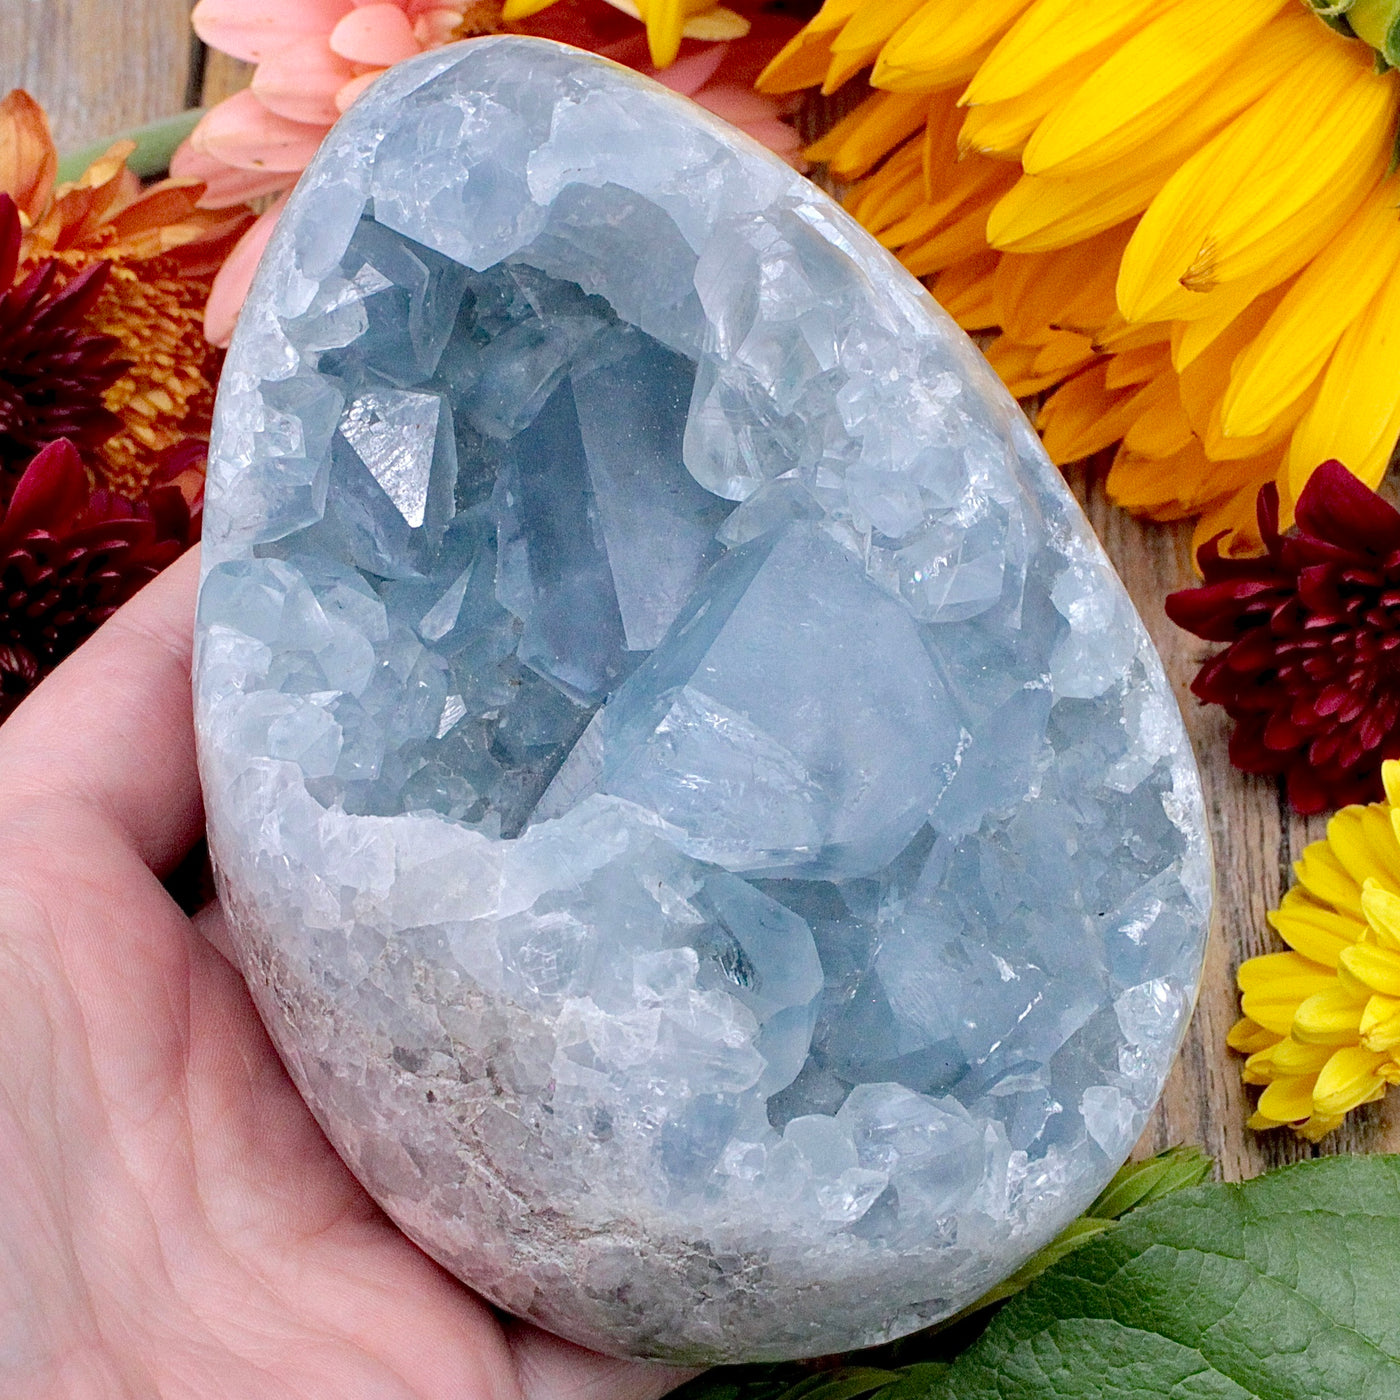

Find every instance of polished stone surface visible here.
[195,37,1211,1364]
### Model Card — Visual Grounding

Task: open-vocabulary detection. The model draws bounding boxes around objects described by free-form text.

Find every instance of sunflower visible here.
[759,0,1400,556]
[1229,759,1400,1138]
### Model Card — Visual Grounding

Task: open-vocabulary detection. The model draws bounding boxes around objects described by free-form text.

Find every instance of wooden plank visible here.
[1078,463,1400,1177]
[201,51,254,107]
[0,0,197,152]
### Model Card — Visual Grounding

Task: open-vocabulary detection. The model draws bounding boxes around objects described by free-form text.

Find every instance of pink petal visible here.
[170,137,293,207]
[192,0,355,63]
[733,117,806,166]
[203,197,287,347]
[648,44,727,96]
[693,84,784,126]
[329,4,421,65]
[413,7,463,46]
[336,70,386,112]
[252,36,359,126]
[191,89,327,174]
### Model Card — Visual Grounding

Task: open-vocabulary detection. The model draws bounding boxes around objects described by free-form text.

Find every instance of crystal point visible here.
[196,37,1210,1365]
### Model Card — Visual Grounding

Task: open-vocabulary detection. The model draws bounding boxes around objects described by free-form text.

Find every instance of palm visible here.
[0,552,687,1400]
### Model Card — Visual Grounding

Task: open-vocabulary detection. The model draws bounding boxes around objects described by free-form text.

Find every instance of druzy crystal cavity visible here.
[195,38,1211,1364]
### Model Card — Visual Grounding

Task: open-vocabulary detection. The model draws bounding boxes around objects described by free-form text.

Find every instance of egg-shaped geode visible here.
[194,37,1211,1364]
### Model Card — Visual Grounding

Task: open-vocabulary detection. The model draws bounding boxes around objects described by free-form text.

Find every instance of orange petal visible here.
[191,89,327,174]
[0,90,56,223]
[192,0,355,63]
[329,3,422,66]
[253,37,359,126]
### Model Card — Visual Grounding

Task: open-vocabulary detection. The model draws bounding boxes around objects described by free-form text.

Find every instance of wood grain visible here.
[0,0,197,150]
[11,0,1393,1188]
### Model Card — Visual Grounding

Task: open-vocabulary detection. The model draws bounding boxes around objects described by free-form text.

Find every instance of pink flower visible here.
[179,0,803,345]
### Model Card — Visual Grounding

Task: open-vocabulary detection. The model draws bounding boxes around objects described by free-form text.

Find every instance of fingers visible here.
[0,547,204,877]
[506,1323,698,1400]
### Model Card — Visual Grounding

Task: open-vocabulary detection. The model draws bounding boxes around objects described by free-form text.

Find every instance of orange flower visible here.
[0,91,253,498]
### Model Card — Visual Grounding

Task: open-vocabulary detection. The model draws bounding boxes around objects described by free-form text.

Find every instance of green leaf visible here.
[937,1155,1400,1398]
[1085,1144,1214,1221]
[783,1368,902,1400]
[939,1146,1216,1328]
[877,1363,951,1397]
[56,108,205,185]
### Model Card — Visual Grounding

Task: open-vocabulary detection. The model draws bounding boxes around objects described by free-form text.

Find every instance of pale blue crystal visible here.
[195,37,1211,1366]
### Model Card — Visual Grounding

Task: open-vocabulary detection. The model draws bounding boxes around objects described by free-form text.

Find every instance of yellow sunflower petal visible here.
[1237,949,1335,992]
[987,329,1096,395]
[679,5,749,40]
[1291,984,1369,1046]
[806,91,934,181]
[1116,26,1396,323]
[1038,363,1171,463]
[878,153,1013,248]
[1106,442,1211,519]
[1257,1037,1335,1077]
[987,156,1173,255]
[1121,394,1195,459]
[1284,234,1400,499]
[1361,880,1400,952]
[1312,1045,1392,1118]
[957,46,1107,158]
[1022,0,1291,178]
[1221,179,1400,439]
[1294,837,1366,920]
[986,8,1319,254]
[1255,1074,1319,1124]
[964,0,1163,105]
[1228,1015,1281,1055]
[872,0,1034,94]
[825,0,930,92]
[1170,270,1296,372]
[1361,994,1400,1050]
[1297,1111,1349,1141]
[844,141,925,236]
[1326,805,1400,902]
[991,223,1127,340]
[757,0,860,93]
[1380,761,1400,811]
[1097,343,1169,391]
[930,249,1000,328]
[1266,897,1363,968]
[1337,946,1400,1000]
[634,0,686,68]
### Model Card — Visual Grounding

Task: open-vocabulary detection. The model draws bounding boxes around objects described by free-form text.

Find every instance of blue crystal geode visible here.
[194,37,1212,1364]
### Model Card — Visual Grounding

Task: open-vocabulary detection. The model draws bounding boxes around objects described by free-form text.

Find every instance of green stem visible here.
[56,108,205,185]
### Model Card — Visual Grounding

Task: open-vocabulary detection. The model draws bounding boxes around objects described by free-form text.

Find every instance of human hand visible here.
[0,549,692,1400]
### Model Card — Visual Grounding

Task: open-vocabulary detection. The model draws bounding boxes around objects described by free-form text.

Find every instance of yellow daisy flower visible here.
[759,0,1400,556]
[1229,760,1400,1139]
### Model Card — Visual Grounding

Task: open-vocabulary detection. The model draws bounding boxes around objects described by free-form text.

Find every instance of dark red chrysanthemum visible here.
[1166,460,1400,814]
[0,192,127,498]
[0,437,194,720]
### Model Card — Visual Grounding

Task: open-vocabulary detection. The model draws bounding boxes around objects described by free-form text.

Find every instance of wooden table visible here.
[6,0,1384,1184]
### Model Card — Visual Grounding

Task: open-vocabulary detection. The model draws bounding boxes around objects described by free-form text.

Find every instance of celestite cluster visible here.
[195,38,1212,1364]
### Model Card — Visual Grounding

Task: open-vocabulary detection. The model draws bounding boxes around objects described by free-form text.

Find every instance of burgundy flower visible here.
[0,437,194,720]
[1166,460,1400,814]
[0,192,127,497]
